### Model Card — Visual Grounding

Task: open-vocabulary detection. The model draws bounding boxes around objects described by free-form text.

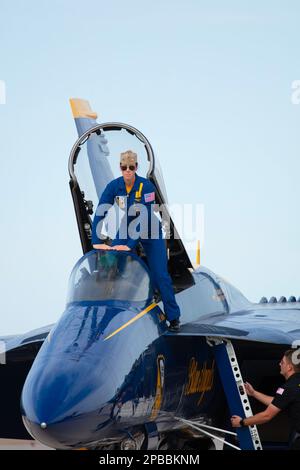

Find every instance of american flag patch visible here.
[144,192,155,203]
[276,387,284,395]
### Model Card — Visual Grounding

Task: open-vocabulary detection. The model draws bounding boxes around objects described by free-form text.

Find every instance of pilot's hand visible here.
[111,245,131,251]
[93,244,111,250]
[244,382,255,396]
[231,415,242,428]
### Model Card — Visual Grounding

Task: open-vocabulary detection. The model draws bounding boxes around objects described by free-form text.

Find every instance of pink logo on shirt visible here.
[144,192,155,203]
[276,387,284,395]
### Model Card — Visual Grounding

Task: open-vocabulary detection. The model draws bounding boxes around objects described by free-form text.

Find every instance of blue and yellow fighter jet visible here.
[1,99,300,450]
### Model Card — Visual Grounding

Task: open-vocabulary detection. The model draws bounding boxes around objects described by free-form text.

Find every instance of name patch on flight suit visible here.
[115,195,127,209]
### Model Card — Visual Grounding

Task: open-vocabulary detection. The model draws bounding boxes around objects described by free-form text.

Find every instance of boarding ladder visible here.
[207,337,262,450]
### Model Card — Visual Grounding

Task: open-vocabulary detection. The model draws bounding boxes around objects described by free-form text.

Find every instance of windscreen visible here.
[67,251,153,303]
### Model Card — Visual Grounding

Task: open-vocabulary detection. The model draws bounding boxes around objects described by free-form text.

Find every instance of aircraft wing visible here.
[174,264,300,346]
[0,325,53,439]
[1,324,52,353]
[177,309,299,345]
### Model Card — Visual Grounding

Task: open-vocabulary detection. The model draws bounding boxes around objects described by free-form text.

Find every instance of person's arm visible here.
[244,382,274,406]
[231,403,281,428]
[92,183,115,246]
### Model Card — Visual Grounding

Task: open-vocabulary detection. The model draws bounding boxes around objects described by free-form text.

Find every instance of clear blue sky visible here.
[0,1,300,334]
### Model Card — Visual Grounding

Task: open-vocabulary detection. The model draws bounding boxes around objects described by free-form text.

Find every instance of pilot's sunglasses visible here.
[120,165,136,171]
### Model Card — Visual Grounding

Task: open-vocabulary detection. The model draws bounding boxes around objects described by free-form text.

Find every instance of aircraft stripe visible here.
[104,302,157,341]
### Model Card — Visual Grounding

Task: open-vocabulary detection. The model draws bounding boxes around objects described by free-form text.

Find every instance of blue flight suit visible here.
[92,174,181,321]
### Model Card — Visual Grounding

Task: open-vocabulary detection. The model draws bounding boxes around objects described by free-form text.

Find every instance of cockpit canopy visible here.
[67,251,153,305]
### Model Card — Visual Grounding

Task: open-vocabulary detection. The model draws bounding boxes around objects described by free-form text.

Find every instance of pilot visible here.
[92,150,181,332]
[231,349,300,450]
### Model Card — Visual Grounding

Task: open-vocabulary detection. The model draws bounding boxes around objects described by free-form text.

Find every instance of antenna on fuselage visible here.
[196,240,200,266]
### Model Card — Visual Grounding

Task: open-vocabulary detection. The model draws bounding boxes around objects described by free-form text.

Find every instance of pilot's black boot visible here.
[153,290,161,303]
[168,319,181,332]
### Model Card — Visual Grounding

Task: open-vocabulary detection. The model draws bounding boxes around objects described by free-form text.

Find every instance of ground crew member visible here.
[92,150,181,332]
[231,349,300,449]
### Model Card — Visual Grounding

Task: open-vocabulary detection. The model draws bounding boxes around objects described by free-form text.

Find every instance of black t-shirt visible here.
[272,372,300,432]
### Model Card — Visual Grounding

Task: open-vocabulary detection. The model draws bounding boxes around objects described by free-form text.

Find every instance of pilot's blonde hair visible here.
[120,150,137,166]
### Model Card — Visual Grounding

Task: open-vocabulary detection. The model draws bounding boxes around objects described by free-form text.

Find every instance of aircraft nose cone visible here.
[21,301,160,449]
[21,362,115,448]
[22,369,74,424]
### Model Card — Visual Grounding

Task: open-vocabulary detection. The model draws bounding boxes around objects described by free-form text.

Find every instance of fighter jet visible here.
[1,99,300,450]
